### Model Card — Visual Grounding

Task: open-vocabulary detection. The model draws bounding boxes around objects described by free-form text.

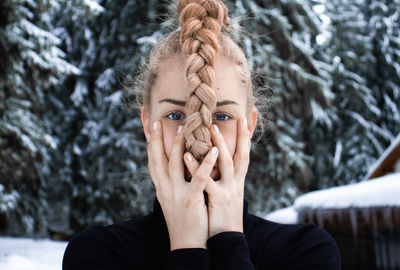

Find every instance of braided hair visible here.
[178,0,230,161]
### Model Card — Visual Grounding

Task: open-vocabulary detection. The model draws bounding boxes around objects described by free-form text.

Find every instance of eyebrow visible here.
[158,98,238,107]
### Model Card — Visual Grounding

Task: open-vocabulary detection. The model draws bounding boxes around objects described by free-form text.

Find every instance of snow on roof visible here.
[294,172,400,211]
[265,206,298,224]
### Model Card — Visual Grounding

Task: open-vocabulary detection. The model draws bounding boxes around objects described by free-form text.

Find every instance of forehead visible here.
[151,55,247,105]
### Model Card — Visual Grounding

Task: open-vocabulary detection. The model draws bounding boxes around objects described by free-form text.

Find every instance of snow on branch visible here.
[83,0,105,16]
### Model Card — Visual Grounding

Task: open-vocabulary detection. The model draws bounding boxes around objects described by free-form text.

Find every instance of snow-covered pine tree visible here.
[310,0,378,188]
[47,0,166,233]
[366,0,400,136]
[0,0,79,234]
[310,0,400,189]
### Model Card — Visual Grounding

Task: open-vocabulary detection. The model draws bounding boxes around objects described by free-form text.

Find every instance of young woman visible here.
[63,0,341,269]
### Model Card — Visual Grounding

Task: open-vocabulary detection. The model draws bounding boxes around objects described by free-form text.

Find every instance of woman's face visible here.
[141,55,257,180]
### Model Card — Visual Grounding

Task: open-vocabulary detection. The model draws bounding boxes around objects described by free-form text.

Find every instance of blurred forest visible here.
[0,0,399,237]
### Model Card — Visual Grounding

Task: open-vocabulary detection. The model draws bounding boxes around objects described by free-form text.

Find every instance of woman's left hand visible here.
[184,117,252,237]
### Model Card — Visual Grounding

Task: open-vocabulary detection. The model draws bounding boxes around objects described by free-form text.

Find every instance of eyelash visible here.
[213,113,231,122]
[165,111,232,122]
[166,111,184,121]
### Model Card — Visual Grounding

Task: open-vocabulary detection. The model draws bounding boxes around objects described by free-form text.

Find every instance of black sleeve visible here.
[207,232,256,270]
[63,225,211,270]
[280,224,341,270]
[165,248,210,270]
[62,226,125,270]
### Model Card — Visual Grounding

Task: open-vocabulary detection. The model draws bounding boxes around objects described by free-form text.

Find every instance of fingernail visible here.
[145,133,150,143]
[211,147,218,155]
[152,121,158,131]
[177,125,182,134]
[213,124,219,133]
[242,117,247,126]
[185,153,193,161]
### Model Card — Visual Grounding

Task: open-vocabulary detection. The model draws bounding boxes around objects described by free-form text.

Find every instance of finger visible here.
[168,125,185,183]
[184,152,200,176]
[233,117,251,180]
[149,121,168,184]
[204,177,219,197]
[189,147,218,191]
[147,143,159,188]
[210,124,234,181]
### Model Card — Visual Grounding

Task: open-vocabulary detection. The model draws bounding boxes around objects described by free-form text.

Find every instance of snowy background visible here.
[0,237,67,270]
[1,0,399,266]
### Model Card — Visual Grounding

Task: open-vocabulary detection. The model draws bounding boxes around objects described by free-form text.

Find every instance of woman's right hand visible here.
[146,121,218,251]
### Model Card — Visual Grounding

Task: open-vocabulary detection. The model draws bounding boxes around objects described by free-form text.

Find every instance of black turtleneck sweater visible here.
[62,198,341,269]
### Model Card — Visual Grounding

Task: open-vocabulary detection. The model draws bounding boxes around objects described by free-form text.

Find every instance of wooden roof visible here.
[364,133,400,180]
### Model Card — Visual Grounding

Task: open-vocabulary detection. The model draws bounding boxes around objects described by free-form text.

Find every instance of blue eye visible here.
[214,113,230,121]
[167,112,183,121]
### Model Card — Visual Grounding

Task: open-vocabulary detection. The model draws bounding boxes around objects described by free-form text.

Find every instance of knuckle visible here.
[151,129,161,140]
[147,155,154,168]
[203,155,216,166]
[229,188,242,199]
[149,154,156,164]
[156,186,172,201]
[156,189,166,201]
[194,172,208,183]
[240,151,250,164]
[183,194,201,208]
[150,130,156,139]
[152,179,159,190]
[151,134,159,142]
[183,196,193,208]
[239,147,248,157]
[221,155,233,166]
[241,134,251,145]
[168,159,180,171]
[221,192,231,202]
[242,126,251,136]
[173,132,183,143]
[147,143,152,153]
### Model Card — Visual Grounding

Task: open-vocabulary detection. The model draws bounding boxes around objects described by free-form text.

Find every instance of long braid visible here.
[177,0,230,161]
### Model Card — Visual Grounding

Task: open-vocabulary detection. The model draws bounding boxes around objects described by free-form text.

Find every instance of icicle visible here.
[349,207,358,261]
[326,209,334,226]
[317,208,324,229]
[372,209,381,269]
[307,210,313,224]
[381,237,388,270]
[395,235,400,268]
[395,208,400,268]
[383,207,393,233]
[337,208,344,224]
[389,237,396,269]
[361,207,371,227]
[349,207,358,239]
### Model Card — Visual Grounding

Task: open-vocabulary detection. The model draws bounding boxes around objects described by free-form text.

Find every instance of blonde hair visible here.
[131,0,263,161]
